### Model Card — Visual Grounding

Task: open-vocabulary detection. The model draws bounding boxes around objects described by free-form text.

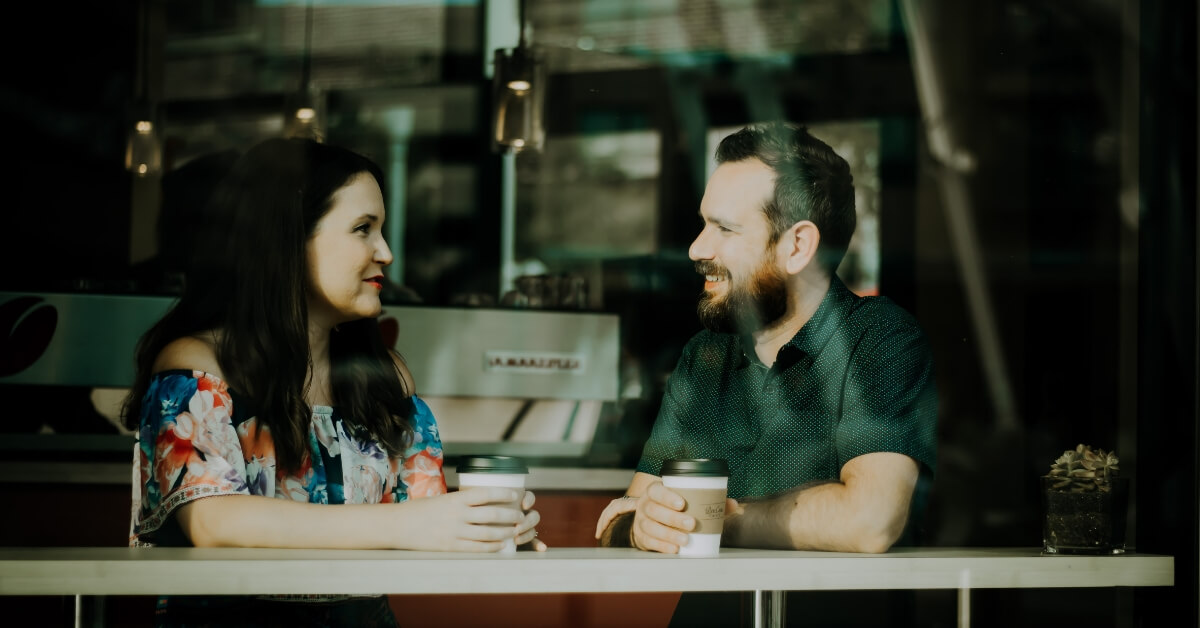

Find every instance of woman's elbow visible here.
[186,524,232,547]
[177,501,235,547]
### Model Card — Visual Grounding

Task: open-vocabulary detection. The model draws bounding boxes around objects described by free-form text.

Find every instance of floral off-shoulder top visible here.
[129,369,447,548]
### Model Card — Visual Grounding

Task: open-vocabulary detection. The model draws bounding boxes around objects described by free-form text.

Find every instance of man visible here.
[595,122,938,556]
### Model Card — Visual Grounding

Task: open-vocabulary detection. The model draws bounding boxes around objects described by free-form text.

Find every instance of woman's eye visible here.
[354,223,370,234]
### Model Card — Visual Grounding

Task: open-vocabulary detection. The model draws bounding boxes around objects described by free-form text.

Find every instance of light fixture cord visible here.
[301,0,314,92]
[517,0,526,49]
[136,0,150,102]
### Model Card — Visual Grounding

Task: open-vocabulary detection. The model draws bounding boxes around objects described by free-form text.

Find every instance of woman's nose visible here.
[376,238,394,265]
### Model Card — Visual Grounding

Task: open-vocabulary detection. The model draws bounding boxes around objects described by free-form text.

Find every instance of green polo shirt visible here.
[636,276,938,538]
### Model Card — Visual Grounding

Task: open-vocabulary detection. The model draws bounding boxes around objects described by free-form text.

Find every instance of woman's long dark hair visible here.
[122,138,414,472]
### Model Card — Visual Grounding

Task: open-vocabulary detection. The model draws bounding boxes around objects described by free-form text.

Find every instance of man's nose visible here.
[688,228,712,261]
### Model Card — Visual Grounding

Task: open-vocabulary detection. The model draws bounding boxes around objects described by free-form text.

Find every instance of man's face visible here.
[689,159,789,334]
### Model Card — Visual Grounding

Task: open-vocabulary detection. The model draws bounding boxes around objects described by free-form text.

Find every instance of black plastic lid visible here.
[455,455,529,474]
[660,458,728,477]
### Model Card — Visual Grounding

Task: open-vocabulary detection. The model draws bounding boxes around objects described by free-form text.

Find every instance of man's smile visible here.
[704,275,727,291]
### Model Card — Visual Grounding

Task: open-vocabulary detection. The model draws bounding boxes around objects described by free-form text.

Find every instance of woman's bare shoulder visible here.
[152,333,224,379]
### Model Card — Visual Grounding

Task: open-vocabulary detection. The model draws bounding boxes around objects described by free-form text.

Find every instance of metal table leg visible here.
[73,593,104,628]
[753,589,785,628]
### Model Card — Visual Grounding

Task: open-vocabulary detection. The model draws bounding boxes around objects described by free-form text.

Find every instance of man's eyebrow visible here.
[699,211,739,228]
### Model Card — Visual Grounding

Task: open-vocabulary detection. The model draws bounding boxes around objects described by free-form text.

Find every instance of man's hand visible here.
[594,495,639,541]
[629,481,697,552]
[596,472,702,552]
[724,496,743,519]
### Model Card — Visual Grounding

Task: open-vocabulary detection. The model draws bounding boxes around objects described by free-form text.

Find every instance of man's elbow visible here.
[846,532,897,554]
[783,518,902,553]
[830,510,906,553]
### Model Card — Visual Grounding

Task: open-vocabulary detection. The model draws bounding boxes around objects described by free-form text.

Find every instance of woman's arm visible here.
[152,334,223,376]
[156,342,545,552]
[177,487,538,552]
[386,347,546,551]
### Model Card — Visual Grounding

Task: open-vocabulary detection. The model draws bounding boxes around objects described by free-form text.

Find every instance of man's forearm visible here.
[724,479,885,551]
[598,511,636,547]
[723,472,910,553]
[722,486,819,549]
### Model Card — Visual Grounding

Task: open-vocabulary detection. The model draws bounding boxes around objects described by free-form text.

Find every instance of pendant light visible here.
[125,0,162,176]
[492,0,545,152]
[285,0,322,141]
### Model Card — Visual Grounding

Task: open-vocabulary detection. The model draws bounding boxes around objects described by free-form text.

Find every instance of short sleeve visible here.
[131,371,251,546]
[836,318,939,474]
[389,394,447,501]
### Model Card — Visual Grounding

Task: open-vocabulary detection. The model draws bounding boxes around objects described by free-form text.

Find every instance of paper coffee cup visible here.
[661,458,729,557]
[455,455,529,554]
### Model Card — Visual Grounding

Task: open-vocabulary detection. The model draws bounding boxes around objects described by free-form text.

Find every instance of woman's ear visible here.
[782,220,820,274]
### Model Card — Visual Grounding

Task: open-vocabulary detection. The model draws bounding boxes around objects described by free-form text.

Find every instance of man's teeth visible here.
[706,275,724,282]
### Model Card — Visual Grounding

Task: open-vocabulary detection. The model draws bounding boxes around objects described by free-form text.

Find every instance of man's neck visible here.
[750,273,831,367]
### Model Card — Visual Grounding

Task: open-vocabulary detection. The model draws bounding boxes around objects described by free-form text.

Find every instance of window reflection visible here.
[515,130,661,310]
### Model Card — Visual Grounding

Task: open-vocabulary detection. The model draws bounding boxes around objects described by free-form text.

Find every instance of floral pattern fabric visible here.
[129,369,446,547]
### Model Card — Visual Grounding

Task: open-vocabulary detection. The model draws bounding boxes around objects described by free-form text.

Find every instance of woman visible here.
[123,138,545,627]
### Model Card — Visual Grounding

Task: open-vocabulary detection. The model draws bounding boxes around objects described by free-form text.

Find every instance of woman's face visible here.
[305,173,393,328]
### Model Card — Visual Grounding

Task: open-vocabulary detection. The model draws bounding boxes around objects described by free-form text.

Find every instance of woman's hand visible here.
[394,487,530,552]
[516,490,547,552]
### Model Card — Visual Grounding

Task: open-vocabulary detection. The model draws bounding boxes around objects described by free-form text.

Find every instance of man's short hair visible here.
[715,122,856,273]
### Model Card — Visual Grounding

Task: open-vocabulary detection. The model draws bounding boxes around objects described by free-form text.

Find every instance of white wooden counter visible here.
[0,546,1172,596]
[0,546,1174,627]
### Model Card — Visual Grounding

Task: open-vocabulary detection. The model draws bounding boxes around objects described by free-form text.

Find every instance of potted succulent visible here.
[1041,444,1130,554]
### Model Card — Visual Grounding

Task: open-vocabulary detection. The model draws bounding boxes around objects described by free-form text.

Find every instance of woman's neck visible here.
[306,320,334,407]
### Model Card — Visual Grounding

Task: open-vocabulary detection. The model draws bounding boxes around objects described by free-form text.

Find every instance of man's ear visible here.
[781,220,820,274]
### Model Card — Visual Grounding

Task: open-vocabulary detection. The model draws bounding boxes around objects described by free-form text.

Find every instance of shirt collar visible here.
[785,275,856,357]
[737,275,858,369]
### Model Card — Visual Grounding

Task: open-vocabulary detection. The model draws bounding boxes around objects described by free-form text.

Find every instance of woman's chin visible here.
[360,301,384,319]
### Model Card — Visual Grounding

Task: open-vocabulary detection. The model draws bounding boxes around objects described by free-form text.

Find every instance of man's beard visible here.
[695,257,789,334]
